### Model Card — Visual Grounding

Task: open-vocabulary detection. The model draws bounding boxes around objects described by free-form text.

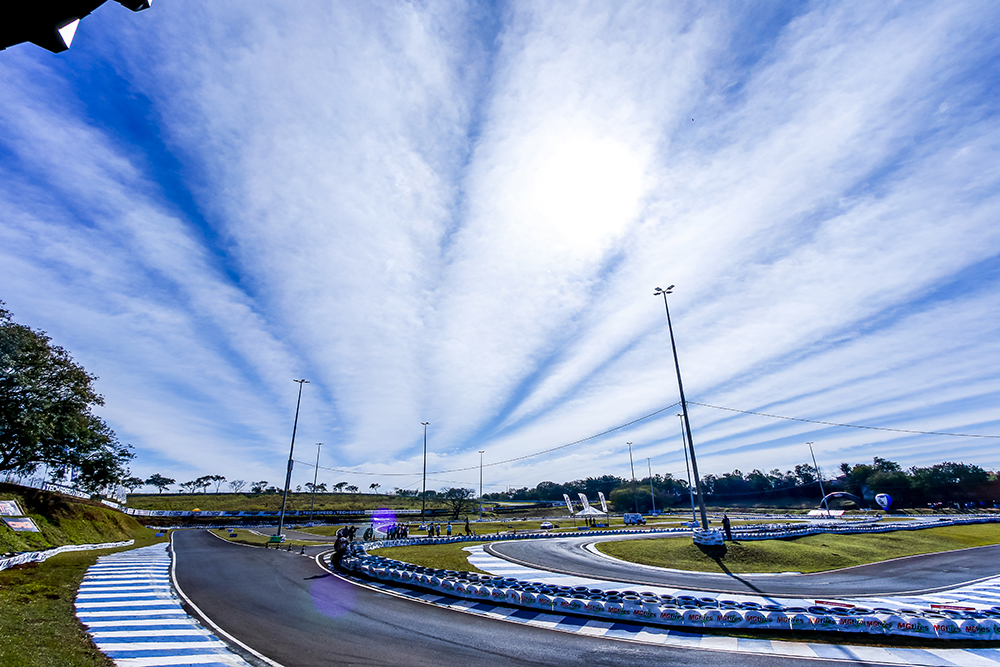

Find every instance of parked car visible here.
[539,521,554,530]
[623,513,646,525]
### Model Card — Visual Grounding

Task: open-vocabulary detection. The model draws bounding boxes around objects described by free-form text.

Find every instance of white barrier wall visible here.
[344,515,1000,641]
[0,539,134,572]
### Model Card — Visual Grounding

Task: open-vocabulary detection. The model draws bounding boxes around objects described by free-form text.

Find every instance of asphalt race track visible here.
[171,531,865,667]
[486,532,1000,597]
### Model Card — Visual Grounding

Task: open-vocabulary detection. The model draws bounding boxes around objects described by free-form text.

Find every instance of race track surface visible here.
[171,530,860,667]
[486,533,1000,596]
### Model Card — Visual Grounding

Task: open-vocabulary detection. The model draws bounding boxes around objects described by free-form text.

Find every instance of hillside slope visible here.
[1,483,154,553]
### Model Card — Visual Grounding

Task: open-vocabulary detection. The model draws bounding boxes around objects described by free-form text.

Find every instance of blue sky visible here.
[2,1,999,495]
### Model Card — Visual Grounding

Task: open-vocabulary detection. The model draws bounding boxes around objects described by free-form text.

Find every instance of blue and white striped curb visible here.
[334,560,1000,666]
[76,543,253,667]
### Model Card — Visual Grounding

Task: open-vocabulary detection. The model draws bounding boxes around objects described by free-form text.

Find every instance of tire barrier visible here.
[338,515,1000,641]
[0,539,134,572]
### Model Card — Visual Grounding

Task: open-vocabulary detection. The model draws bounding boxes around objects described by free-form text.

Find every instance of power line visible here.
[690,402,1000,439]
[294,402,681,478]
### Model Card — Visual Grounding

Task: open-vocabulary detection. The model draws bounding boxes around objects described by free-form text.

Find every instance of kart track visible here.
[485,531,1000,597]
[168,529,1000,667]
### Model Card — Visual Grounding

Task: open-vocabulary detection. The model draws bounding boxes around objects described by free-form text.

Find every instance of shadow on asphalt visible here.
[696,542,768,595]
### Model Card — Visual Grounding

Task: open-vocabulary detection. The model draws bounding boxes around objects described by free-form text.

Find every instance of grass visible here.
[0,534,168,667]
[596,523,1000,574]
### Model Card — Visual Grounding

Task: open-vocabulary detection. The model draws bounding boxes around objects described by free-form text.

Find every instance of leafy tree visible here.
[180,480,200,494]
[146,473,175,494]
[333,481,348,493]
[250,480,268,494]
[346,485,359,494]
[121,475,145,493]
[207,474,226,493]
[369,483,380,494]
[228,479,246,493]
[0,304,133,491]
[441,487,476,519]
[194,475,212,493]
[305,482,327,493]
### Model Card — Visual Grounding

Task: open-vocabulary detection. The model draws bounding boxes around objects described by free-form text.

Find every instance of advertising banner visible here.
[0,500,23,516]
[2,516,40,532]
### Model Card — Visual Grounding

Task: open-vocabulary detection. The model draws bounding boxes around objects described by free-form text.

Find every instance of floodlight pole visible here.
[277,379,308,540]
[420,422,429,524]
[478,450,485,521]
[309,443,322,524]
[655,285,709,530]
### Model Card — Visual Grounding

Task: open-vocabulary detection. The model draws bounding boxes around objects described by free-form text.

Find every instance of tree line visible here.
[483,460,998,511]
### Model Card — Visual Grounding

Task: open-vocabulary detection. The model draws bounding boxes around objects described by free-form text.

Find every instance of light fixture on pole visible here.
[309,443,322,525]
[420,422,429,524]
[679,413,697,523]
[647,457,656,515]
[478,450,485,521]
[627,442,639,514]
[655,286,709,530]
[277,378,309,540]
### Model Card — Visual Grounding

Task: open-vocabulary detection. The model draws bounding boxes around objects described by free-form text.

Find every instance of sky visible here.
[2,1,999,496]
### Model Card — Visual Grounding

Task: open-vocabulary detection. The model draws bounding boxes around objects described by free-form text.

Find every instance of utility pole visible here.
[420,422,429,524]
[808,442,827,510]
[655,286,709,530]
[309,443,322,525]
[627,442,639,514]
[647,457,656,515]
[479,450,485,521]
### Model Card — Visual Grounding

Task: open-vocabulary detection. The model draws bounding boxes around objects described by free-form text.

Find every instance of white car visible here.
[539,521,554,530]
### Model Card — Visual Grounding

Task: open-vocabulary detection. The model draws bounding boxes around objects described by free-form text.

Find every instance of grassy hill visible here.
[1,483,155,554]
[126,491,446,513]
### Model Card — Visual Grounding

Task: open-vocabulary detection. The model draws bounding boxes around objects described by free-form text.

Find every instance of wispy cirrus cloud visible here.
[1,0,998,493]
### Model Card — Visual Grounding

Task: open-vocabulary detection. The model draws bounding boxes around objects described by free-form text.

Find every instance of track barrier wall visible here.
[340,515,1000,641]
[0,539,134,572]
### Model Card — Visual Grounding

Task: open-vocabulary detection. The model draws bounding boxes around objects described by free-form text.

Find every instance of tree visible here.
[207,475,226,493]
[180,480,200,494]
[121,475,145,493]
[0,304,133,491]
[228,479,246,493]
[346,485,359,494]
[369,483,380,494]
[441,487,476,519]
[194,475,212,493]
[146,473,174,494]
[250,480,268,494]
[305,482,327,493]
[333,481,348,493]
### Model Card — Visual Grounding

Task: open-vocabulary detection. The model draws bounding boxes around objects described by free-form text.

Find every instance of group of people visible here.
[382,522,409,540]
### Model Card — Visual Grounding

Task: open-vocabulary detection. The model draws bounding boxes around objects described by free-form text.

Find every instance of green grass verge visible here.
[0,534,169,667]
[596,523,1000,574]
[374,541,489,574]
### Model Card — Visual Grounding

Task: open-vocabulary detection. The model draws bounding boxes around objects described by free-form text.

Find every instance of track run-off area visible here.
[74,522,1000,667]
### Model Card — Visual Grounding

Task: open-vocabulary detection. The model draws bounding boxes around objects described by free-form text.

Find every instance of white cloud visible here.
[0,0,998,492]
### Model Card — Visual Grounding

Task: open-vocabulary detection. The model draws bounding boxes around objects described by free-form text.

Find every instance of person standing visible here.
[722,514,732,542]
